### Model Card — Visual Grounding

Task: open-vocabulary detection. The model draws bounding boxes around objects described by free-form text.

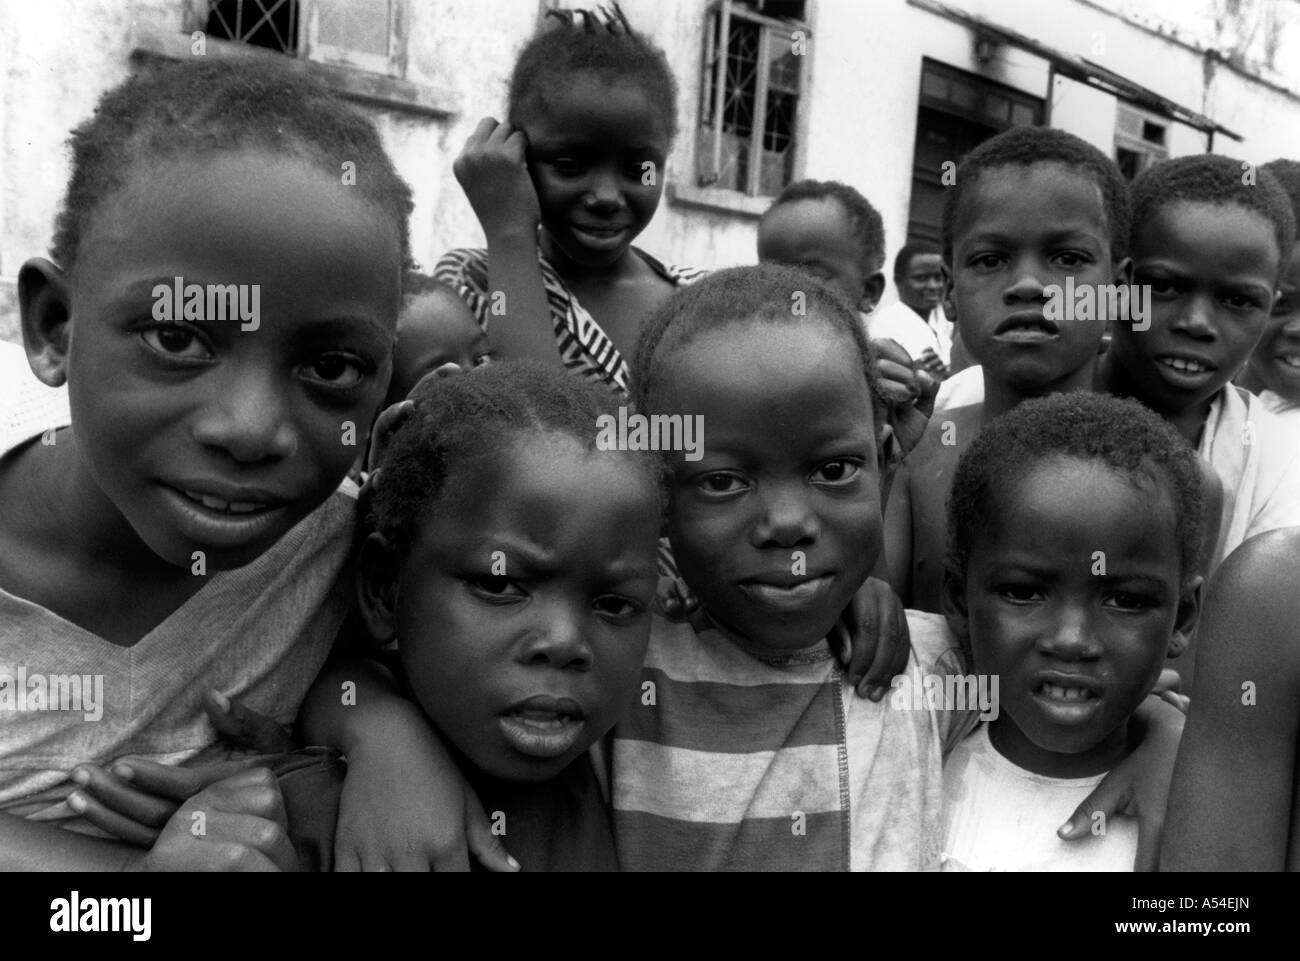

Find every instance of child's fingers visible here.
[70,764,177,829]
[367,399,416,473]
[859,598,911,702]
[186,813,294,872]
[462,115,501,151]
[66,789,161,848]
[464,786,520,873]
[203,690,295,754]
[108,755,270,801]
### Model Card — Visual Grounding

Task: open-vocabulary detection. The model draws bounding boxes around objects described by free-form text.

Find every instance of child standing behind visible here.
[435,5,703,395]
[756,179,944,375]
[884,127,1131,613]
[940,393,1202,871]
[1099,155,1300,575]
[1236,159,1300,427]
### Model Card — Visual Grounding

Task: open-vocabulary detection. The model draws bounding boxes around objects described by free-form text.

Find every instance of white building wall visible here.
[2,0,1299,343]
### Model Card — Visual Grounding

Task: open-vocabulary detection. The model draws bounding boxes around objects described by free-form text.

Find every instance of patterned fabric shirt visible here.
[433,246,706,394]
[612,609,972,871]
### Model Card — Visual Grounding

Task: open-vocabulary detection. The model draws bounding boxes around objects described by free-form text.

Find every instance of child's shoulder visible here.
[903,609,965,675]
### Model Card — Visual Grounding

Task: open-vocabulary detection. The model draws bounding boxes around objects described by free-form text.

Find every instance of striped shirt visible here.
[433,246,706,394]
[612,610,971,871]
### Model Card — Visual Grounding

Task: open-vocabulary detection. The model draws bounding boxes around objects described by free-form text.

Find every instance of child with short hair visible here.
[355,362,664,870]
[386,274,493,406]
[940,393,1202,871]
[884,126,1133,614]
[1236,158,1300,427]
[0,56,412,869]
[435,5,703,395]
[1099,154,1300,574]
[756,179,944,374]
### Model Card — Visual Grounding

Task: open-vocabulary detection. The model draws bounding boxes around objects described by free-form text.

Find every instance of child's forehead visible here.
[1135,198,1278,255]
[964,162,1105,217]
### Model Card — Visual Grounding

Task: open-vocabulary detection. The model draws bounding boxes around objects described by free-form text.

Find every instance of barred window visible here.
[698,0,809,198]
[199,0,404,76]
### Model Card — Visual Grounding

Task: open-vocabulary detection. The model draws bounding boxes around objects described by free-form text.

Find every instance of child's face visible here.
[385,432,660,782]
[898,252,944,314]
[521,73,668,269]
[63,150,401,569]
[757,197,875,310]
[1112,201,1279,414]
[658,316,881,652]
[390,289,491,401]
[954,456,1196,775]
[949,163,1114,393]
[1245,242,1300,403]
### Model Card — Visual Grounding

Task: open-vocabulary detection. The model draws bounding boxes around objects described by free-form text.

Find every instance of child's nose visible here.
[584,168,623,208]
[191,372,298,463]
[1169,295,1216,339]
[1002,264,1047,304]
[1036,604,1101,660]
[752,485,819,548]
[519,603,594,671]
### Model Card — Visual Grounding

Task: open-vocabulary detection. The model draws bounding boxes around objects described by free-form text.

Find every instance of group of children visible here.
[1,5,1298,872]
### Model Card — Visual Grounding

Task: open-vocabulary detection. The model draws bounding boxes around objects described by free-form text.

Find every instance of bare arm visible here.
[0,810,139,871]
[452,117,560,370]
[1161,528,1300,871]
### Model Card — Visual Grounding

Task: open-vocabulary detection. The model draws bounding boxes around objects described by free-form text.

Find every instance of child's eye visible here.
[1104,592,1155,611]
[1143,275,1180,297]
[1222,291,1266,311]
[140,323,212,361]
[467,575,525,600]
[551,158,586,177]
[1054,251,1092,269]
[810,459,861,486]
[593,595,645,621]
[302,354,365,389]
[473,350,494,368]
[967,253,1005,271]
[997,584,1043,604]
[696,472,748,497]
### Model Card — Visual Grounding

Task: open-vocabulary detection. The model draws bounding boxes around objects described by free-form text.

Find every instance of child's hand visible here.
[654,575,699,622]
[133,767,296,872]
[1152,668,1190,713]
[64,691,293,846]
[366,363,464,480]
[1057,694,1185,871]
[914,347,948,380]
[829,576,911,701]
[870,337,939,455]
[333,705,519,872]
[453,117,541,241]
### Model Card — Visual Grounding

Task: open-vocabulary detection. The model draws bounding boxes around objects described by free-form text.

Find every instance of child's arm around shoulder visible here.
[1161,528,1300,871]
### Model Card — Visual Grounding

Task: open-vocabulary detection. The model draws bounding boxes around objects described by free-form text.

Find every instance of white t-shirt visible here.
[942,723,1138,871]
[1259,389,1300,430]
[864,302,943,366]
[934,364,984,413]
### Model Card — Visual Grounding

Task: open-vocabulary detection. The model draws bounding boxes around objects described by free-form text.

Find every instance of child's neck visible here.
[988,714,1131,779]
[1098,352,1215,447]
[981,357,1096,423]
[539,230,642,284]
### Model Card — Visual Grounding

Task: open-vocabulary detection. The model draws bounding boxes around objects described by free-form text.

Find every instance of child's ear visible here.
[941,261,957,323]
[939,566,970,642]
[18,257,72,388]
[1167,575,1203,659]
[860,272,886,313]
[356,531,402,644]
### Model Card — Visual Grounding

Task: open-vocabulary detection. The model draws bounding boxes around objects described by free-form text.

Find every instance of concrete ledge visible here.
[667,183,771,219]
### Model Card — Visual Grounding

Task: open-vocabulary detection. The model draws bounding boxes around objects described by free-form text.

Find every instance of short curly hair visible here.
[507,4,679,143]
[946,392,1205,590]
[1261,158,1300,234]
[52,56,413,278]
[941,126,1131,263]
[369,361,665,557]
[765,179,887,273]
[1130,154,1296,265]
[630,264,886,418]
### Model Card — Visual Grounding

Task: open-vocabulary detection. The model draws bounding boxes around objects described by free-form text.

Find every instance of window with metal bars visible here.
[200,0,402,76]
[697,0,808,198]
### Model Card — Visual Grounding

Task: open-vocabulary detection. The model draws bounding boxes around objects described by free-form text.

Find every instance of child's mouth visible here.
[993,314,1060,344]
[1031,678,1102,723]
[571,223,630,250]
[158,483,289,549]
[1276,352,1300,370]
[499,697,587,759]
[737,574,834,612]
[1154,354,1217,387]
